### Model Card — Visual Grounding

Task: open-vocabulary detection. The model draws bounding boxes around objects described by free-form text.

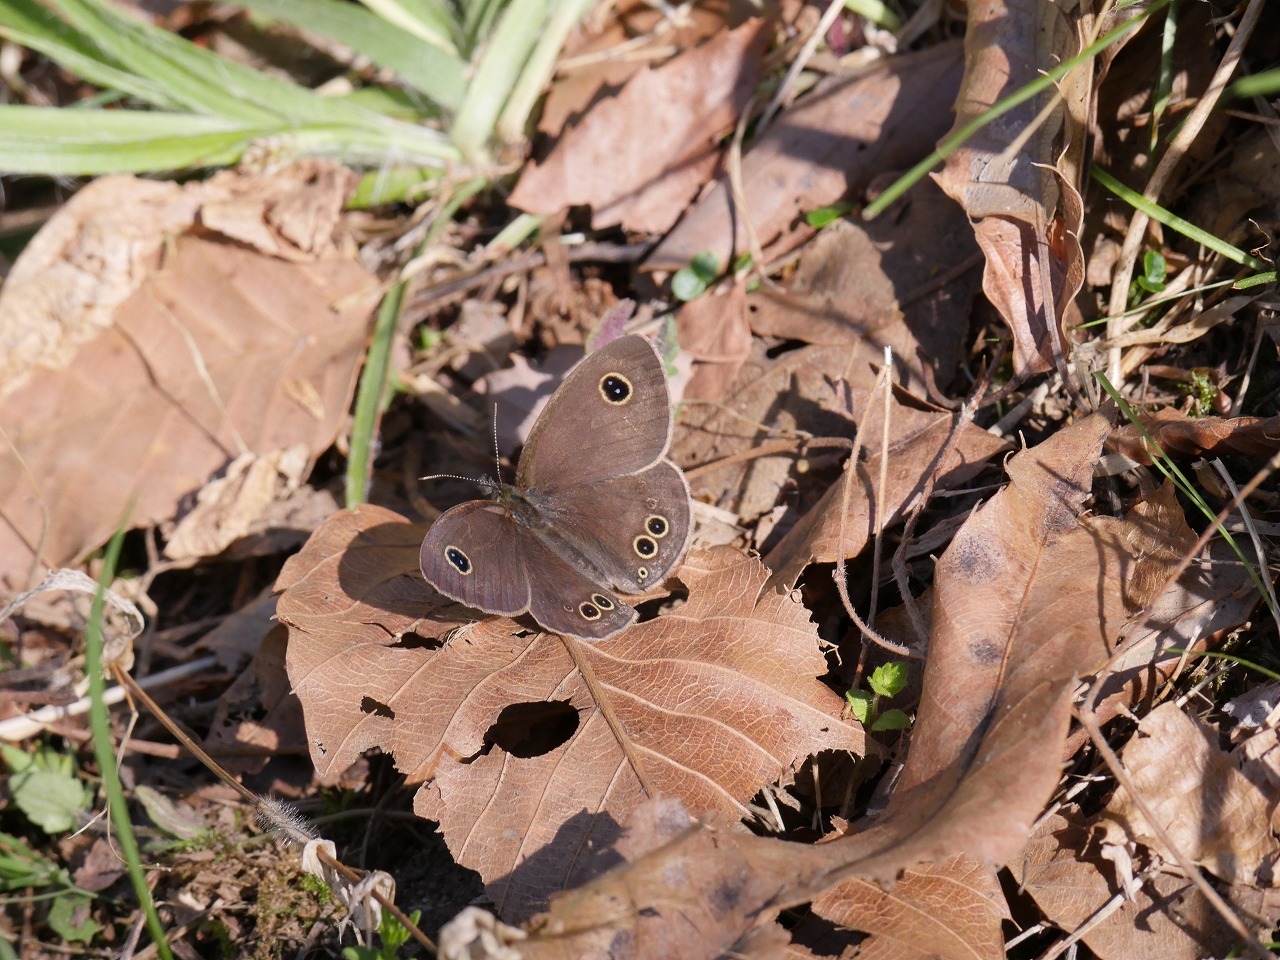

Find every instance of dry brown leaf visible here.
[673,343,876,522]
[1020,812,1241,960]
[810,856,1009,960]
[1066,481,1259,752]
[745,184,980,398]
[0,167,376,592]
[1098,701,1280,886]
[763,393,1010,592]
[677,281,752,402]
[508,19,770,233]
[280,509,868,919]
[932,0,1087,381]
[647,42,964,273]
[440,797,802,960]
[1108,408,1280,464]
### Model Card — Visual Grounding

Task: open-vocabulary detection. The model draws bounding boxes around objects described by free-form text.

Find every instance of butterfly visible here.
[420,335,691,639]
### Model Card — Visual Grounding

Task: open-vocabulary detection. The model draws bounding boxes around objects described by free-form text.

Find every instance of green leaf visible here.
[870,708,912,732]
[671,268,708,302]
[9,767,91,834]
[47,892,101,944]
[844,688,874,724]
[235,0,466,110]
[867,661,908,698]
[690,251,721,283]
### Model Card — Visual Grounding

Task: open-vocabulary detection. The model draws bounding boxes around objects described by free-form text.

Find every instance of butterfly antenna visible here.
[492,403,503,482]
[419,472,491,485]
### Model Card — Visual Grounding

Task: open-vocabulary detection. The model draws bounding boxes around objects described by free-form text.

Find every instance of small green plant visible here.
[1132,248,1168,300]
[845,661,912,732]
[671,251,721,301]
[0,742,92,834]
[1181,369,1218,417]
[0,831,99,945]
[342,908,422,960]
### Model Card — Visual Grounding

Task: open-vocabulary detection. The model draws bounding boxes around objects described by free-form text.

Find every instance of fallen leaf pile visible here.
[2,1,1278,958]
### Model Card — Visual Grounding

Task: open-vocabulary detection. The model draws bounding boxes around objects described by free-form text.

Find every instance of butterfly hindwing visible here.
[526,459,691,593]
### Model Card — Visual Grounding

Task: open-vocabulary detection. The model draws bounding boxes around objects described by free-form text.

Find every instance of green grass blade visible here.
[496,0,595,145]
[0,0,182,109]
[85,522,173,960]
[451,0,548,162]
[357,0,461,54]
[1091,165,1269,270]
[234,0,467,110]
[346,177,487,506]
[0,106,459,174]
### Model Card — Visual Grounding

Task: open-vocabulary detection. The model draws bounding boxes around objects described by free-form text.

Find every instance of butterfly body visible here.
[420,335,691,640]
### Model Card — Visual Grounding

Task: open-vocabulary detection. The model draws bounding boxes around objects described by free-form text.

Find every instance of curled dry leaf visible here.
[648,42,965,271]
[762,392,1010,593]
[1020,812,1243,960]
[932,0,1088,382]
[508,19,770,234]
[1108,408,1280,464]
[1098,701,1280,886]
[0,164,377,591]
[280,509,868,919]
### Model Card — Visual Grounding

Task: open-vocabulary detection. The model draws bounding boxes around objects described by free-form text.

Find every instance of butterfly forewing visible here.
[516,336,673,493]
[526,459,691,593]
[419,502,531,616]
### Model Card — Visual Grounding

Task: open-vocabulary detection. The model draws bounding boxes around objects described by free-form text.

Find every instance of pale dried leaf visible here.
[1099,701,1280,885]
[1020,812,1240,960]
[0,228,375,590]
[676,282,752,403]
[811,857,1008,960]
[1108,408,1280,464]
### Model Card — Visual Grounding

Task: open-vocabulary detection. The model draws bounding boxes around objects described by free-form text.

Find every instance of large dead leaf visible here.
[647,42,964,272]
[508,19,770,234]
[763,392,1010,592]
[932,0,1088,381]
[0,165,376,592]
[1098,701,1280,886]
[439,413,1185,953]
[280,507,868,919]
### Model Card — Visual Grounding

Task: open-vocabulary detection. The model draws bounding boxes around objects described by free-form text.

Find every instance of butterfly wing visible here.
[419,501,531,616]
[517,335,673,492]
[420,499,636,639]
[522,537,637,640]
[528,459,691,593]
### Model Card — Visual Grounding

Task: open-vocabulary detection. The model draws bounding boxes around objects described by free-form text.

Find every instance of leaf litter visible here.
[1,2,1279,958]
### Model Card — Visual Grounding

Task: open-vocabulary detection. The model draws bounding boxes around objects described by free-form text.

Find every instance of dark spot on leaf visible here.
[487,701,579,758]
[946,530,1002,582]
[708,870,749,917]
[970,638,1002,665]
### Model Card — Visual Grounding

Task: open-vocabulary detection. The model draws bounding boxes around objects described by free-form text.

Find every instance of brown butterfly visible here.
[420,335,691,639]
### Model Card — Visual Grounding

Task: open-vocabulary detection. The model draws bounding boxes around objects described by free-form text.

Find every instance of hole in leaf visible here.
[486,701,579,758]
[360,696,394,719]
